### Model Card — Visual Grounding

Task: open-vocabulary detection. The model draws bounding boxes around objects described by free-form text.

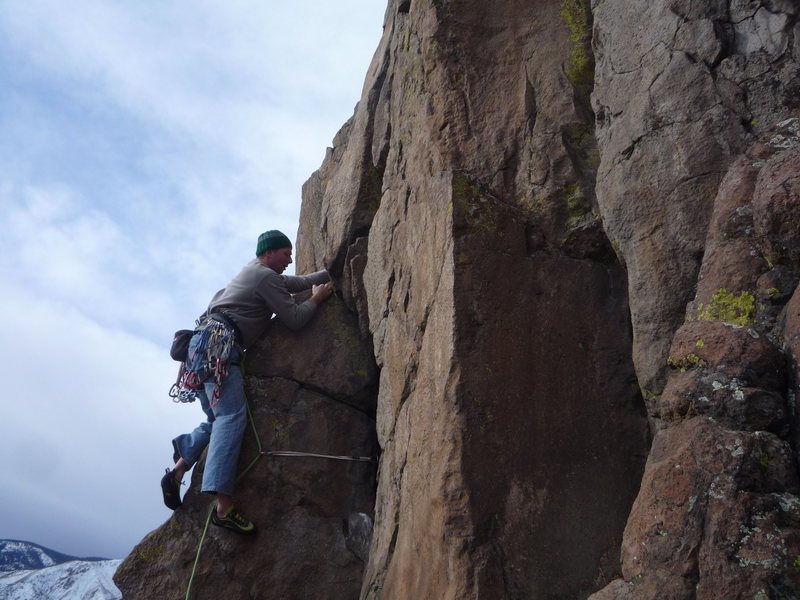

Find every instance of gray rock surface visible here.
[592,0,799,420]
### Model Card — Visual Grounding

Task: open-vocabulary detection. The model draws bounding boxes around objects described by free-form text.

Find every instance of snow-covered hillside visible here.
[0,540,121,600]
[0,540,62,572]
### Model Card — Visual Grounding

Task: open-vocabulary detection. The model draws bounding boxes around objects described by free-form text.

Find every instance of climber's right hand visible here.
[311,282,333,305]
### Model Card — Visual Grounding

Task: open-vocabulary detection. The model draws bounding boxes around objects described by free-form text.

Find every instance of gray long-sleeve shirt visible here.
[206,258,330,349]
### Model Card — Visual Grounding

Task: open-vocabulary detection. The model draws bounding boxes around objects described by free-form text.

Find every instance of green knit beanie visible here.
[256,230,292,256]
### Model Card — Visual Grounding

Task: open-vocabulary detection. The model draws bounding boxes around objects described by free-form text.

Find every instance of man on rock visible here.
[160,230,333,534]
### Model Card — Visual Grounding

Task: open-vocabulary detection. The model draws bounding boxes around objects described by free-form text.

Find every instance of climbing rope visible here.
[183,386,377,600]
[264,450,377,463]
[184,505,213,600]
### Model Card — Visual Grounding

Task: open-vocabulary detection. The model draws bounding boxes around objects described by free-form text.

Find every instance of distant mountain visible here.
[0,539,100,572]
[0,540,120,600]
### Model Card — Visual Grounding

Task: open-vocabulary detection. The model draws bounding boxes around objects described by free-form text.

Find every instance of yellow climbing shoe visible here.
[211,507,256,535]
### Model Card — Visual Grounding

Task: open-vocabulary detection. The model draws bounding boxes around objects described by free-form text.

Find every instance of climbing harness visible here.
[169,315,239,406]
[183,389,377,600]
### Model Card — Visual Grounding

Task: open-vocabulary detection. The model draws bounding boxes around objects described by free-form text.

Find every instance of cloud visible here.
[0,282,200,557]
[0,0,386,321]
[1,183,183,340]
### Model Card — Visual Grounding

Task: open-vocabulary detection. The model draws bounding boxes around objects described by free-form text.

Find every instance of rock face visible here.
[115,299,379,600]
[117,1,800,599]
[297,1,652,597]
[588,117,800,600]
[592,0,799,414]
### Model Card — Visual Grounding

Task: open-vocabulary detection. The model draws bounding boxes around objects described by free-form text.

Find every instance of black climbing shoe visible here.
[160,468,182,510]
[211,507,256,535]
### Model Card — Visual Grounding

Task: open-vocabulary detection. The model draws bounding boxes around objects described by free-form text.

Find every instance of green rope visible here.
[237,394,264,482]
[184,504,214,600]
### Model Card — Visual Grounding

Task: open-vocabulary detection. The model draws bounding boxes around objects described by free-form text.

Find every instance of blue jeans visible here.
[172,332,246,496]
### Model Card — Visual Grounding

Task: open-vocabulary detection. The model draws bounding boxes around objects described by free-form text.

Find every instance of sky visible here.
[0,0,387,560]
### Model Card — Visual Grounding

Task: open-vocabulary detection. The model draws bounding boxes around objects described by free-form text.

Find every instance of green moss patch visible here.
[560,0,594,96]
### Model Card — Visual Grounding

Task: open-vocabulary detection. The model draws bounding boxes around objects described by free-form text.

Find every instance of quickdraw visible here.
[168,317,238,406]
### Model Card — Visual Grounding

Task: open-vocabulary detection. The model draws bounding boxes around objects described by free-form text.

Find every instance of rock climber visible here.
[160,229,333,534]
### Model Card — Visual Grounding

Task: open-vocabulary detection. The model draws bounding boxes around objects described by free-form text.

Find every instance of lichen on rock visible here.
[696,288,757,326]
